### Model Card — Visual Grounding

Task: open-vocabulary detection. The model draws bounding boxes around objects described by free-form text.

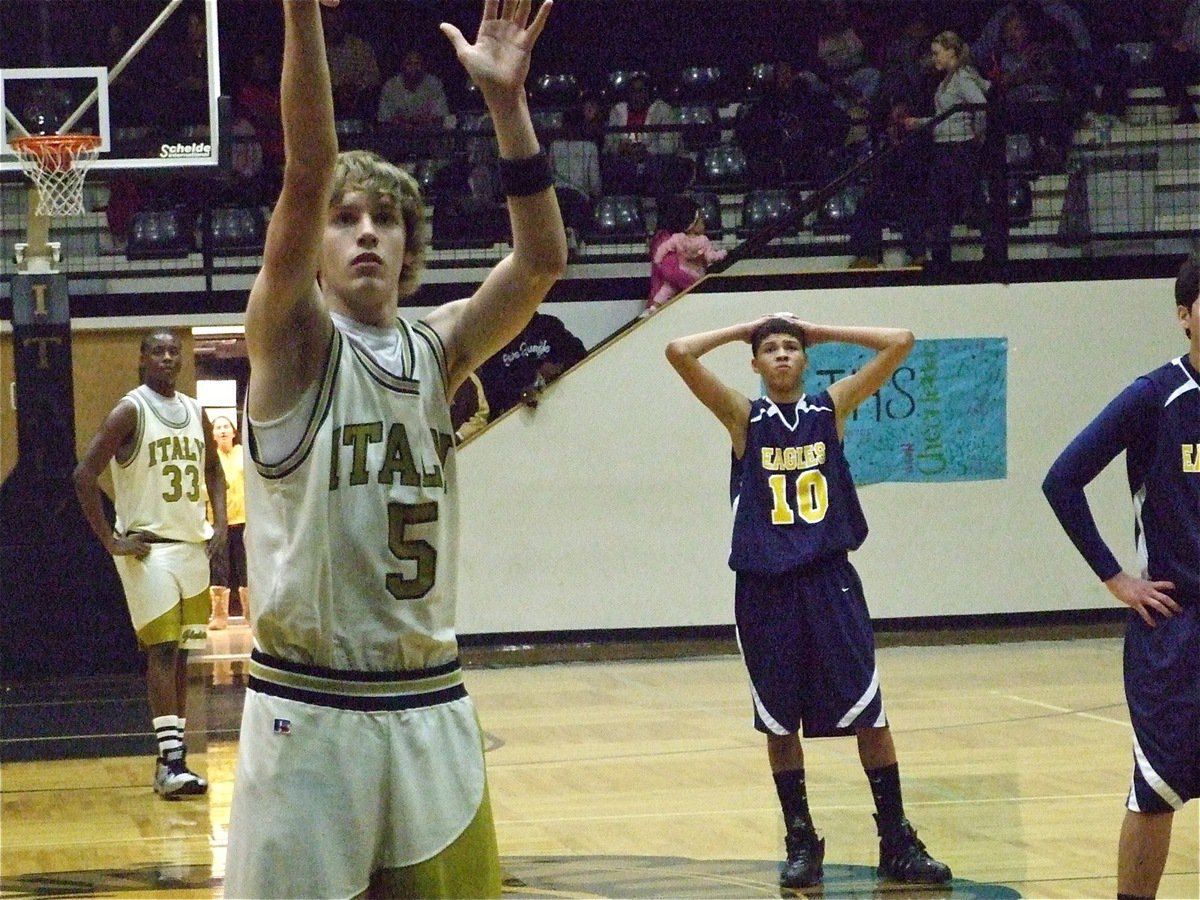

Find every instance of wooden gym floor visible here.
[2,626,1198,899]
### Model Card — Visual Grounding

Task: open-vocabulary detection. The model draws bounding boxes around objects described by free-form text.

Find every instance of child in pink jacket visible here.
[645,196,726,316]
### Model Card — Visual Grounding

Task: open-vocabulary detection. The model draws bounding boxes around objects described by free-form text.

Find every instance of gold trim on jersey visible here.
[249,327,342,481]
[410,319,450,397]
[248,649,467,711]
[115,392,148,469]
[347,338,422,395]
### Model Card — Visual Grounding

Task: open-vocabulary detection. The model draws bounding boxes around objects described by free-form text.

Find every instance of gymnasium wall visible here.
[455,276,1182,633]
[0,277,1180,635]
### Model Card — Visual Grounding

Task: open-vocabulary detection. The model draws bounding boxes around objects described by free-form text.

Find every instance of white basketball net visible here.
[11,137,101,217]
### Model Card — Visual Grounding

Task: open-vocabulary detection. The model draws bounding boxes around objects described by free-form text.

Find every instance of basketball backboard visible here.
[0,0,222,172]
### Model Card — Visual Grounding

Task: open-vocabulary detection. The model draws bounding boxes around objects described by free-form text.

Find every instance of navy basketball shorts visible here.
[734,554,887,738]
[1123,600,1200,813]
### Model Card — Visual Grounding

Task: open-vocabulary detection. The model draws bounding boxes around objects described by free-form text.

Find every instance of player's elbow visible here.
[530,240,569,282]
[664,341,689,370]
[1040,467,1068,509]
[71,460,95,495]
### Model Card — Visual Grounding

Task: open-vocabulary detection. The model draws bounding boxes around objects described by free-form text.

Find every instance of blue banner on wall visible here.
[804,337,1007,484]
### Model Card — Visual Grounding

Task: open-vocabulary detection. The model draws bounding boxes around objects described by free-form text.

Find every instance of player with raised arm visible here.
[665,314,952,889]
[223,1,565,897]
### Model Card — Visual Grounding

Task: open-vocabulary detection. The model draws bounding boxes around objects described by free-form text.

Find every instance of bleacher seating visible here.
[675,66,724,104]
[3,66,1200,278]
[532,73,580,109]
[126,208,192,261]
[812,185,864,236]
[588,195,647,243]
[740,189,796,237]
[207,206,266,257]
[676,104,720,151]
[695,142,749,192]
[605,69,650,102]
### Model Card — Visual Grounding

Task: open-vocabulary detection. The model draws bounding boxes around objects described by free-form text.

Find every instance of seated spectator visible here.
[975,1,1093,87]
[322,3,381,121]
[150,8,211,136]
[1085,1,1143,118]
[98,21,158,133]
[476,313,587,419]
[1148,0,1200,124]
[815,2,882,113]
[645,195,726,315]
[579,89,609,149]
[989,4,1075,169]
[602,75,693,200]
[550,105,603,244]
[376,48,452,156]
[232,47,284,202]
[878,10,939,118]
[734,58,851,187]
[451,372,490,443]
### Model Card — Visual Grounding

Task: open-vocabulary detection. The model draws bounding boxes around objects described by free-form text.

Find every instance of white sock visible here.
[153,714,182,762]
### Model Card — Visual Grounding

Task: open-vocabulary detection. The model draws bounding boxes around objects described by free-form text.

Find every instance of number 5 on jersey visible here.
[387,501,437,599]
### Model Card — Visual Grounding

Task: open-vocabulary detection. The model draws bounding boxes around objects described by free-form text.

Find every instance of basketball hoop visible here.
[10,134,102,217]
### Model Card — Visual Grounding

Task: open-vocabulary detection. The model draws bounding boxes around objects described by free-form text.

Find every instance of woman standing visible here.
[207,415,248,628]
[905,31,990,269]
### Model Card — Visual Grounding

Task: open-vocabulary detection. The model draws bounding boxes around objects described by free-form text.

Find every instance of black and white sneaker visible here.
[876,814,951,884]
[780,818,825,888]
[154,756,207,800]
[180,749,208,792]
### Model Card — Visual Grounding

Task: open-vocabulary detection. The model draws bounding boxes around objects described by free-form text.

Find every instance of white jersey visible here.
[111,385,212,543]
[244,318,458,672]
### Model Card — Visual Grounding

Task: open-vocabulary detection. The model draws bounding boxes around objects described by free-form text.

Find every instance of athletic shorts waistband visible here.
[248,649,467,711]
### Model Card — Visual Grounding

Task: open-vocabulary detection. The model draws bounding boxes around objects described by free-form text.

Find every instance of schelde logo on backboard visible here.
[159,142,211,159]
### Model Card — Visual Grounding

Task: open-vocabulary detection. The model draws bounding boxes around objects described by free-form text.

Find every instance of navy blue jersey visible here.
[729,391,868,574]
[1044,356,1200,601]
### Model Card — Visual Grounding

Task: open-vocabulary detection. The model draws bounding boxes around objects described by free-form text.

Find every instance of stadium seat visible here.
[126,208,192,260]
[696,142,749,191]
[813,184,865,234]
[588,194,647,243]
[977,176,1034,229]
[531,108,564,138]
[605,69,650,102]
[745,62,774,99]
[675,66,724,104]
[207,205,266,256]
[740,189,796,237]
[676,104,720,151]
[532,73,580,108]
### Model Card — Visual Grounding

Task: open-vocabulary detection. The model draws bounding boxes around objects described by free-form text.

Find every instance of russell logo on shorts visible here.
[273,718,292,735]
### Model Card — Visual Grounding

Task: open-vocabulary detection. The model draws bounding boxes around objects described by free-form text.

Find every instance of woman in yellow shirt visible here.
[207,415,248,628]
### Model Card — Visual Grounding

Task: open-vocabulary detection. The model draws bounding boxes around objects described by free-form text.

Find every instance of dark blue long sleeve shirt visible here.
[1043,356,1200,600]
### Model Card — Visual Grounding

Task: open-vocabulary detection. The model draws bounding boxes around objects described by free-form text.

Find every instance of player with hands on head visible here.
[222,0,564,897]
[665,312,952,890]
[73,329,227,800]
[1042,257,1200,900]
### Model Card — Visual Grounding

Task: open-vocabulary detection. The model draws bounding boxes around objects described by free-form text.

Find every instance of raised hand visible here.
[439,0,553,108]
